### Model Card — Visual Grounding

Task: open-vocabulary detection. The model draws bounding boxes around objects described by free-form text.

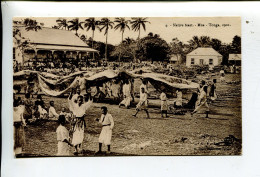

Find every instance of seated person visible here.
[49,101,59,120]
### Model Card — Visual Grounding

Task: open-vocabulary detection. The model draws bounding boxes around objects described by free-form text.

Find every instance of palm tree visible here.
[114,17,130,62]
[68,18,84,36]
[130,17,150,39]
[114,17,130,42]
[99,18,114,60]
[56,18,69,30]
[23,18,42,31]
[84,18,100,48]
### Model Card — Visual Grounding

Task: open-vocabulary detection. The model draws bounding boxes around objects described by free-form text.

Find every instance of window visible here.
[200,59,204,65]
[191,58,194,65]
[209,59,213,65]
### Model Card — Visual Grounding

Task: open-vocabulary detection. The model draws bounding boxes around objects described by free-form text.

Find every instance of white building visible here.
[228,54,241,66]
[169,54,181,64]
[186,47,222,68]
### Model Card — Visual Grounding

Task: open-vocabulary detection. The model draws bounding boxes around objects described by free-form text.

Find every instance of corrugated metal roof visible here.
[19,27,89,47]
[187,47,222,56]
[228,54,241,61]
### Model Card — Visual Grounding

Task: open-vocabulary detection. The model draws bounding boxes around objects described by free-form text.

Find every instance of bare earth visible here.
[20,73,241,157]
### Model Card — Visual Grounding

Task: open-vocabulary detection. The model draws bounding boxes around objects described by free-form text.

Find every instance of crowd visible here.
[13,66,222,156]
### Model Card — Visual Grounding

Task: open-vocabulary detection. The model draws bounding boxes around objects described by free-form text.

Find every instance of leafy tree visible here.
[68,18,84,36]
[13,18,42,70]
[56,18,69,30]
[211,38,222,52]
[231,35,241,54]
[169,38,185,63]
[130,17,150,39]
[188,36,211,51]
[218,44,232,65]
[89,40,116,61]
[136,33,170,63]
[99,18,114,60]
[112,39,137,62]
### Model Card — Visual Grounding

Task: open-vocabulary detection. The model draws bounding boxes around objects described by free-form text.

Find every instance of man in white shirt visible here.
[191,85,210,118]
[132,87,150,118]
[96,106,114,154]
[49,101,59,120]
[68,91,93,155]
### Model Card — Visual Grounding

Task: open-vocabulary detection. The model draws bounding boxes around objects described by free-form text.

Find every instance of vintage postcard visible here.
[12,16,241,157]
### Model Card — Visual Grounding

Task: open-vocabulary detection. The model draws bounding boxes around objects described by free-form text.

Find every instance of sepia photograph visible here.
[12,16,241,157]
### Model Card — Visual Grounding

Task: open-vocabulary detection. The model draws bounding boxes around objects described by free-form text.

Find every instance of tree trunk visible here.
[92,30,95,60]
[105,31,108,61]
[138,29,141,39]
[118,31,124,64]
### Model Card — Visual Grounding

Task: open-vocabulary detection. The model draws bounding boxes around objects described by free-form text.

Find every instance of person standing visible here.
[209,79,217,101]
[23,93,33,123]
[140,80,148,94]
[174,89,183,108]
[130,78,135,103]
[96,106,114,154]
[78,74,87,95]
[119,80,131,109]
[56,115,73,156]
[220,68,225,83]
[160,91,168,118]
[68,91,93,155]
[191,85,210,118]
[13,99,26,156]
[132,87,150,119]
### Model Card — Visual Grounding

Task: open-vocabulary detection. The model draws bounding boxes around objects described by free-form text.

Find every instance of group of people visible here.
[13,87,115,156]
[13,68,221,157]
[57,89,115,155]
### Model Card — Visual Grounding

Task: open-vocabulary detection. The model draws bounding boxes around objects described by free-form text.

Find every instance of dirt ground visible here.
[18,73,241,157]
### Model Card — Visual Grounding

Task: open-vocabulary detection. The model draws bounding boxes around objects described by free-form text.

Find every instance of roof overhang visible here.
[32,44,98,52]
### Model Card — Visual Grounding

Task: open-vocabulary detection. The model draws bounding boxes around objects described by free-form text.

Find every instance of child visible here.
[96,106,114,154]
[60,107,72,122]
[56,115,72,156]
[160,91,168,118]
[49,101,59,120]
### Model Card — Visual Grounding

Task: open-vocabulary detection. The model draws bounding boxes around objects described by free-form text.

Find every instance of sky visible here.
[14,17,241,46]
